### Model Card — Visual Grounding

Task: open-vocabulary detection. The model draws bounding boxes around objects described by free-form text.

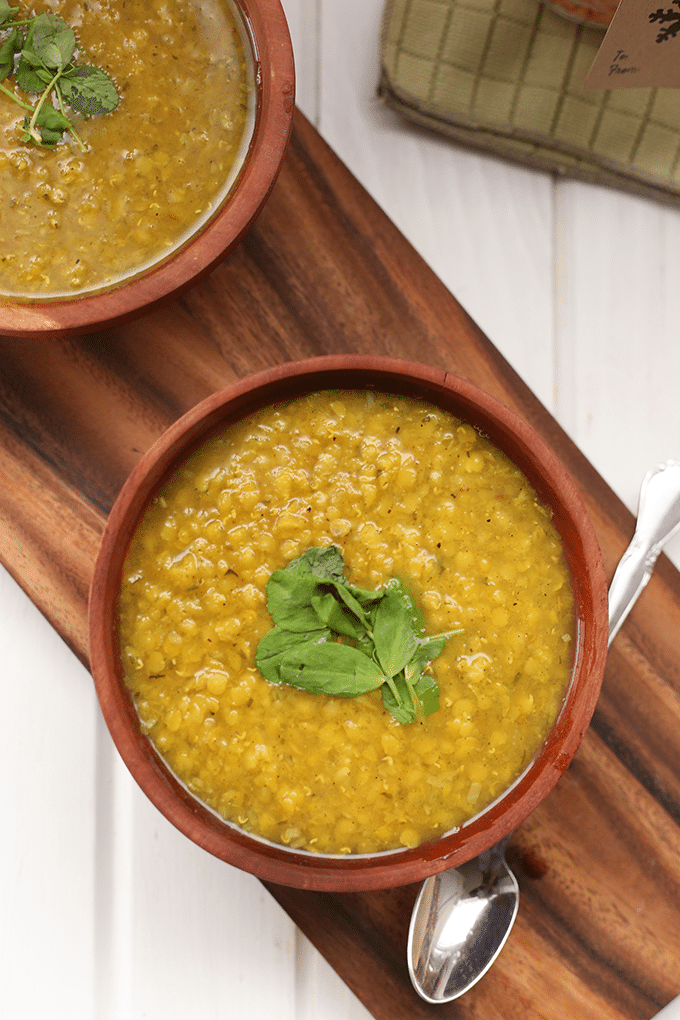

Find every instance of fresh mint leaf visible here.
[0,25,20,81]
[3,8,120,150]
[323,578,377,630]
[23,13,75,72]
[413,672,441,716]
[285,545,346,582]
[34,122,62,147]
[21,100,72,146]
[407,635,448,678]
[309,589,367,640]
[345,584,386,608]
[381,675,416,725]
[266,571,330,633]
[255,626,329,685]
[60,64,118,116]
[268,549,377,637]
[372,580,420,677]
[16,53,50,92]
[255,546,454,725]
[382,672,441,724]
[279,641,387,697]
[353,630,377,658]
[0,1,19,27]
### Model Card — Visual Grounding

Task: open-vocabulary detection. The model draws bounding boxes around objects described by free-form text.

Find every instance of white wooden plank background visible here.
[3,1,680,1018]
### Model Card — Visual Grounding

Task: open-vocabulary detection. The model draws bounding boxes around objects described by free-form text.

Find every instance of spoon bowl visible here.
[408,460,680,1002]
[409,837,518,1003]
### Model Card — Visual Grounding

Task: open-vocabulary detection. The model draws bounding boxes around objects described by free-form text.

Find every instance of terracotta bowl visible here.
[88,355,609,891]
[542,0,618,28]
[0,0,294,340]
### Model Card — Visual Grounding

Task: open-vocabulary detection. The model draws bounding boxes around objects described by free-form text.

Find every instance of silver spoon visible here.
[408,460,680,1004]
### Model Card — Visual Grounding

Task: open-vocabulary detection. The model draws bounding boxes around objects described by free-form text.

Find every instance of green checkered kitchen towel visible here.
[379,0,680,205]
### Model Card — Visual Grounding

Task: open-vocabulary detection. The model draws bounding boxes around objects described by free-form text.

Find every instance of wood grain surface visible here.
[1,108,680,1019]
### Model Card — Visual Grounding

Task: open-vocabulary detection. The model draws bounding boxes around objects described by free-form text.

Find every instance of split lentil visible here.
[120,390,575,854]
[0,0,251,297]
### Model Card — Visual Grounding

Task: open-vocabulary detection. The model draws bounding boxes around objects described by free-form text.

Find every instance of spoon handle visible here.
[608,460,680,645]
[474,834,511,891]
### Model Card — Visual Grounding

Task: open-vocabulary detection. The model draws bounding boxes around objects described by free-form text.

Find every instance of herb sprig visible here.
[255,546,462,725]
[0,4,119,150]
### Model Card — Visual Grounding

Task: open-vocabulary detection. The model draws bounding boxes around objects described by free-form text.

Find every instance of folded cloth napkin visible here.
[379,0,680,205]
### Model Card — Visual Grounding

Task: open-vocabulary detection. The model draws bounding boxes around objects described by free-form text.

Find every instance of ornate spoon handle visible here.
[608,461,680,644]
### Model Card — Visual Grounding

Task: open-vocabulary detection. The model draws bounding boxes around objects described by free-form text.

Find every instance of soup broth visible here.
[0,0,251,297]
[120,391,575,855]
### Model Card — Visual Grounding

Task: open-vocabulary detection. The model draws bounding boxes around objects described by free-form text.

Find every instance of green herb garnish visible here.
[255,545,462,725]
[0,5,119,151]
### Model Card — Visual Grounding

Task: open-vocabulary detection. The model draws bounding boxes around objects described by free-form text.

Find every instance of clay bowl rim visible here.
[88,354,609,892]
[0,0,295,339]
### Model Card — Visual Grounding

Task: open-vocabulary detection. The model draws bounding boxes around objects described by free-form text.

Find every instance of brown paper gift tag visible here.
[586,0,680,89]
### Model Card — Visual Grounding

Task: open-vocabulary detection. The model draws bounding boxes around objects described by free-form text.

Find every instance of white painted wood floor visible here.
[3,2,680,1017]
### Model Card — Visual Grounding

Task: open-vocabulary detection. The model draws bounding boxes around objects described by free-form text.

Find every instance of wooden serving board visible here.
[2,109,680,1019]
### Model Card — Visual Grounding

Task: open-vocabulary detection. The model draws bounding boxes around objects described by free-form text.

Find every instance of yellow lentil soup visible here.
[0,0,252,297]
[120,391,575,855]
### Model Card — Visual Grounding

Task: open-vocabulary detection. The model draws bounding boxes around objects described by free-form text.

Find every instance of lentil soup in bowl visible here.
[0,0,294,338]
[88,355,609,891]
